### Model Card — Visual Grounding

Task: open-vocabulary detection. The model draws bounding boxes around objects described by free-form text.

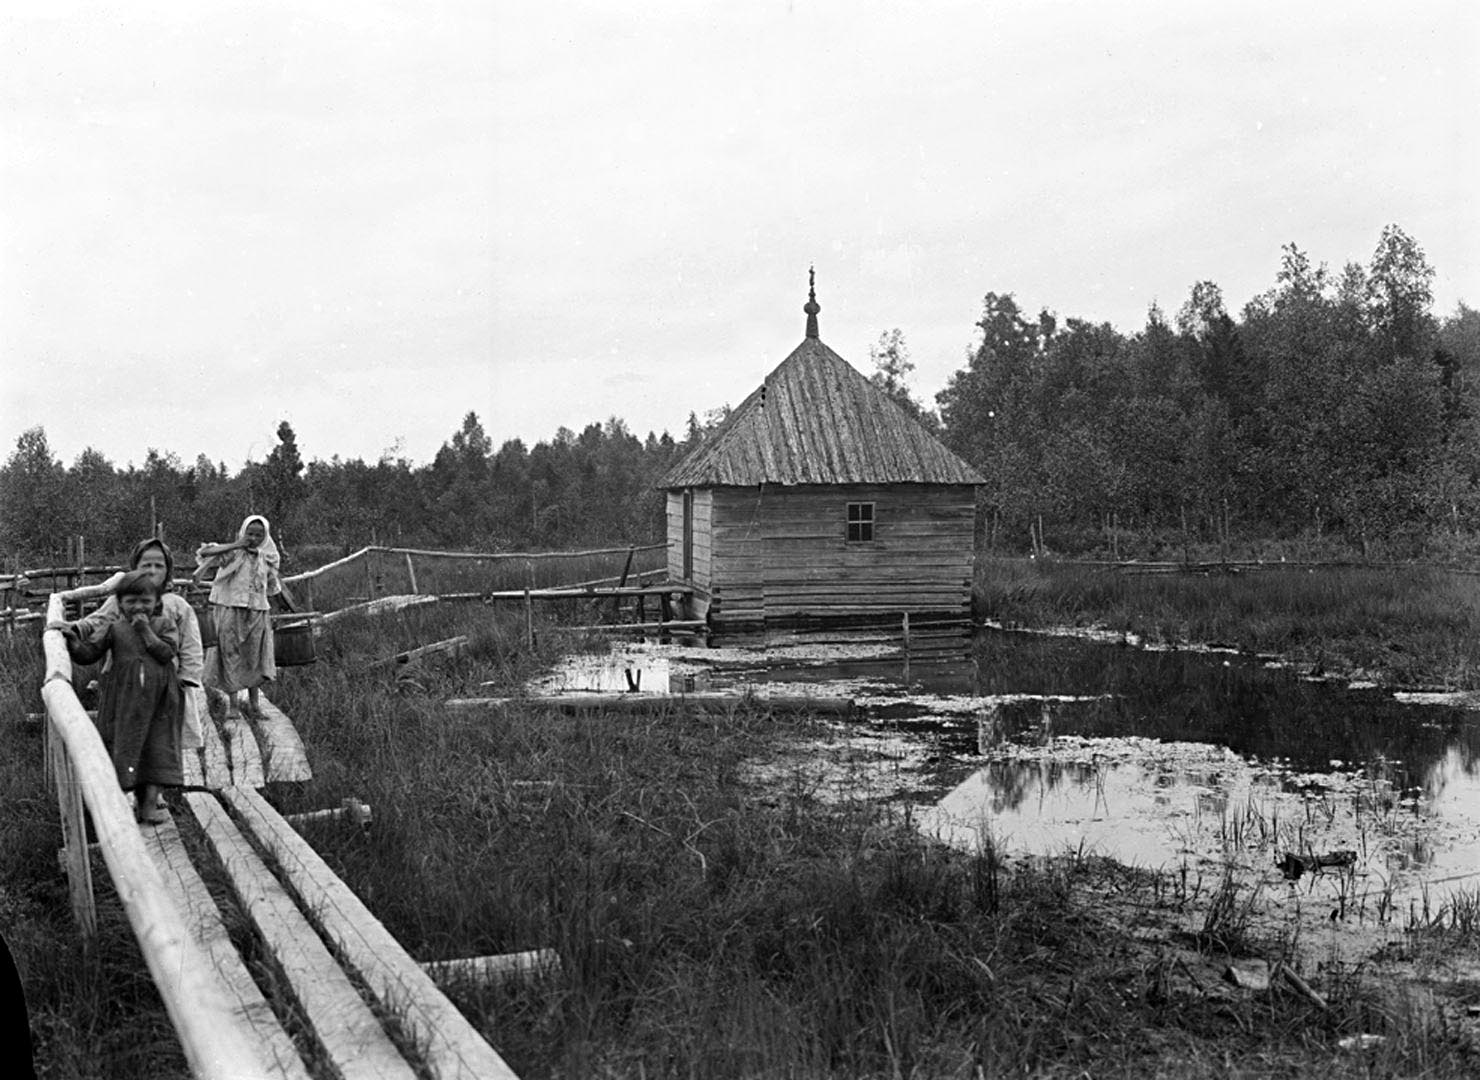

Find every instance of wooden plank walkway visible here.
[142,812,311,1080]
[224,786,519,1080]
[217,708,266,789]
[187,791,418,1079]
[251,695,313,782]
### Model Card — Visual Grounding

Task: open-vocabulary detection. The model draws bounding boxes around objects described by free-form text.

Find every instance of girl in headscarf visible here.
[59,569,184,823]
[195,515,281,718]
[51,537,206,749]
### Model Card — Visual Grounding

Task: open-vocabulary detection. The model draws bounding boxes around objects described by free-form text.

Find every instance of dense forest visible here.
[3,225,1478,569]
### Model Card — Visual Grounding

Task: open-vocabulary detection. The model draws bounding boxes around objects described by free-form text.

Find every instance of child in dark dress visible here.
[62,569,184,824]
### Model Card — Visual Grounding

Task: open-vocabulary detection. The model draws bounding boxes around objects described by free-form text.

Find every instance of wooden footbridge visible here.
[40,593,526,1079]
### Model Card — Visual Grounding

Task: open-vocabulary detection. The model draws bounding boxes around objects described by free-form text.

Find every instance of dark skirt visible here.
[96,656,184,790]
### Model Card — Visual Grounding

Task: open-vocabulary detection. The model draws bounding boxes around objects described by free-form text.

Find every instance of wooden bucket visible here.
[272,615,317,667]
[196,606,217,651]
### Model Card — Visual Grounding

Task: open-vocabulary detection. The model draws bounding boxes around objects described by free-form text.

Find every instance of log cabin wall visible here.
[666,488,713,621]
[705,482,975,629]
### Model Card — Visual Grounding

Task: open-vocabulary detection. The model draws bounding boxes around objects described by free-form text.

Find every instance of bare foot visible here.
[144,805,169,825]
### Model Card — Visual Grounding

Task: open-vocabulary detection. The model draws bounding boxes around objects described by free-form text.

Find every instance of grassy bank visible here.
[975,557,1480,689]
[5,600,1480,1076]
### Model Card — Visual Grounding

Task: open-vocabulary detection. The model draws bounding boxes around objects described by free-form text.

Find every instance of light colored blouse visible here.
[71,592,205,687]
[197,547,280,611]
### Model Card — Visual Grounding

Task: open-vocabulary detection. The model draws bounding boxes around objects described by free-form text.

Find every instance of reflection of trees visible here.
[972,631,1480,789]
[983,759,1097,813]
[1419,744,1480,802]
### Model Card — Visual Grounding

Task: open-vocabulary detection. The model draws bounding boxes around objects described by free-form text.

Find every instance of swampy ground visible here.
[5,559,1480,1077]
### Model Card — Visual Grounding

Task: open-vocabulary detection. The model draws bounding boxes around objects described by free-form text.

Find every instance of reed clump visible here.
[977,557,1480,688]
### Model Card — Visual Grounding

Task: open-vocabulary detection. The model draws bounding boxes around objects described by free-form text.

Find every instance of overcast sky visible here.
[3,1,1476,471]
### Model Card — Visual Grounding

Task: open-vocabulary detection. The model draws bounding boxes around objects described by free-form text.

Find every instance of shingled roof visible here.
[659,335,986,488]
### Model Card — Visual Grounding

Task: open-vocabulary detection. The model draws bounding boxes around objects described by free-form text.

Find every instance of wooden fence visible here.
[3,541,671,629]
[281,542,669,613]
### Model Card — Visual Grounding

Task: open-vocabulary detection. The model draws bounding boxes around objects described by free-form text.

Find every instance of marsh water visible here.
[542,629,1480,942]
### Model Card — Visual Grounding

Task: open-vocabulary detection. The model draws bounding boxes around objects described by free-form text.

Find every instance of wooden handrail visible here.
[281,542,669,584]
[41,595,275,1079]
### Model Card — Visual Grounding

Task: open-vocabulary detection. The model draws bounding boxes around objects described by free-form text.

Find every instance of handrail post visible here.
[49,716,97,951]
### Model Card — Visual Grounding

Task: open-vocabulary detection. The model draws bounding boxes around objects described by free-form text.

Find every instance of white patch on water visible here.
[1394,690,1480,709]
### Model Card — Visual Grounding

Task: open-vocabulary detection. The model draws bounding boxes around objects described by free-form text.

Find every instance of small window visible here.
[846,502,875,543]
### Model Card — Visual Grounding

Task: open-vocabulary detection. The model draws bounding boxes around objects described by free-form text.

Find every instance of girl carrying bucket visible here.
[194,515,281,719]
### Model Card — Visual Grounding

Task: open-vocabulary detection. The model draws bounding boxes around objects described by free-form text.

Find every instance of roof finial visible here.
[804,266,820,339]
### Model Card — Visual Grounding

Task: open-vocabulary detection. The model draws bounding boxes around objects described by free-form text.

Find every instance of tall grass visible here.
[8,598,1480,1076]
[976,557,1480,688]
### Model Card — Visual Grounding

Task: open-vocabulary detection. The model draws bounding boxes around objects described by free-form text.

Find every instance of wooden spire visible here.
[804,266,820,340]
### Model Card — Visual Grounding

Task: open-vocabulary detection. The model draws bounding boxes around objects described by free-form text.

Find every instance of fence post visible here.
[405,552,419,595]
[50,718,97,950]
[366,549,377,600]
[524,587,535,649]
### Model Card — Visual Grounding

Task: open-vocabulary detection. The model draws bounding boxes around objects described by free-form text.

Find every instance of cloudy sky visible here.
[3,1,1476,471]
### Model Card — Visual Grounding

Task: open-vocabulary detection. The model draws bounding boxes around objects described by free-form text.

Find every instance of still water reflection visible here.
[922,631,1480,893]
[542,632,1480,889]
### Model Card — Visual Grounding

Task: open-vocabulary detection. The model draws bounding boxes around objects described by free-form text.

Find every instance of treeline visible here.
[3,225,1477,567]
[0,414,711,569]
[937,226,1480,559]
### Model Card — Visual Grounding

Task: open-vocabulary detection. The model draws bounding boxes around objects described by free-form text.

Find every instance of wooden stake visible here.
[370,635,468,669]
[613,544,634,620]
[1275,963,1329,1011]
[50,720,96,949]
[284,798,372,827]
[404,552,419,595]
[422,950,562,986]
[524,587,534,649]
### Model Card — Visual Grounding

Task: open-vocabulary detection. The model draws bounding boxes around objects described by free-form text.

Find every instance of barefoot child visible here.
[60,569,184,824]
[193,517,279,719]
[194,515,281,719]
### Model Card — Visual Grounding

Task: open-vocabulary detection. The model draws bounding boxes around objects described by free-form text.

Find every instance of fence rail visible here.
[280,542,669,613]
[4,541,673,628]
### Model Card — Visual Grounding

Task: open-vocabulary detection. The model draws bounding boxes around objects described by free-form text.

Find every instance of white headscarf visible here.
[237,514,281,570]
[199,514,281,607]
